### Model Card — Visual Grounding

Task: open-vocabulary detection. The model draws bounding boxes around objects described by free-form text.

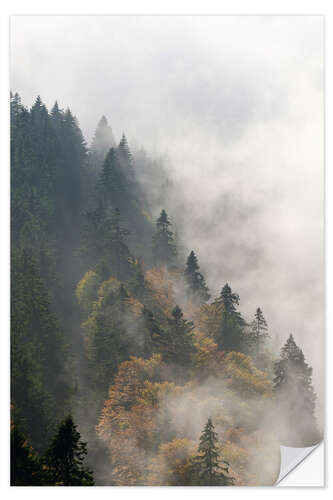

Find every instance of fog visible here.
[10,15,324,423]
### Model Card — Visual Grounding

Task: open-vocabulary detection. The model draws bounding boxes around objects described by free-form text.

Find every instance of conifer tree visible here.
[11,249,69,450]
[11,424,44,486]
[190,418,234,485]
[162,305,196,367]
[273,334,320,446]
[142,306,164,357]
[248,307,269,356]
[110,208,133,281]
[184,250,210,303]
[44,416,94,486]
[118,133,133,174]
[98,147,123,203]
[90,115,115,170]
[214,283,246,352]
[152,209,177,267]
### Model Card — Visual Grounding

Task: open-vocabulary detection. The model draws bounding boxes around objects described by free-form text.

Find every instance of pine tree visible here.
[11,249,69,450]
[141,307,160,358]
[11,424,44,485]
[214,283,246,352]
[248,307,269,357]
[273,334,320,446]
[90,115,115,170]
[110,208,133,281]
[184,250,210,303]
[44,416,94,486]
[162,305,196,368]
[118,133,133,176]
[190,418,234,485]
[98,147,123,203]
[152,209,177,267]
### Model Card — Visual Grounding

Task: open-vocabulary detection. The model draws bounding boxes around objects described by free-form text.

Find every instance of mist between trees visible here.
[11,94,322,486]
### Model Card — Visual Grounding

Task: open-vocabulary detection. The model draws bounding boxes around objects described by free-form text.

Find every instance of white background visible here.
[0,0,330,497]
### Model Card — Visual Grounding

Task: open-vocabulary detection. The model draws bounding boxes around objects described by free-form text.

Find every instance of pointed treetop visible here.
[157,209,171,226]
[172,305,183,322]
[118,133,132,162]
[31,95,46,114]
[98,115,108,127]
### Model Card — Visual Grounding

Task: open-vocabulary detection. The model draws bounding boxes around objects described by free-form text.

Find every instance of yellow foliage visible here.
[145,266,175,314]
[147,438,197,485]
[192,337,225,378]
[222,352,272,396]
[196,302,224,339]
[75,270,99,313]
[97,276,121,302]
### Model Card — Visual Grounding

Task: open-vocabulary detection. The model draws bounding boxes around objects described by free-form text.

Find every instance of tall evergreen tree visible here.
[118,133,134,178]
[11,249,70,450]
[273,334,320,446]
[248,307,269,357]
[184,250,210,303]
[152,209,177,267]
[11,424,44,486]
[162,305,196,368]
[44,416,94,486]
[90,115,115,171]
[214,283,246,352]
[190,418,234,485]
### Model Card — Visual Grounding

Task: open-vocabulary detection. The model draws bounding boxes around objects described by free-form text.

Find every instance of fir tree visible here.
[214,283,246,352]
[11,249,69,450]
[44,416,94,486]
[118,133,133,172]
[98,147,123,203]
[184,250,210,303]
[248,307,269,357]
[273,334,320,446]
[162,305,196,368]
[90,115,115,170]
[152,209,177,267]
[11,424,44,486]
[190,418,234,485]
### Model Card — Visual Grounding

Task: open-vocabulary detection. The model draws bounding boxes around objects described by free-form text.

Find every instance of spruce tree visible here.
[248,307,269,357]
[90,115,115,170]
[152,209,177,267]
[162,305,196,367]
[11,249,69,450]
[214,283,246,352]
[184,250,210,303]
[44,416,94,486]
[190,418,234,485]
[273,334,320,446]
[98,147,123,203]
[118,133,133,176]
[11,424,44,486]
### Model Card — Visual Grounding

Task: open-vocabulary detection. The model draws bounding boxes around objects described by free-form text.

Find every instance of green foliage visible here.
[189,418,234,485]
[11,249,70,450]
[44,416,94,485]
[11,424,44,485]
[161,305,196,369]
[90,115,115,171]
[184,250,210,303]
[273,334,320,446]
[247,307,270,365]
[214,283,247,353]
[152,209,177,267]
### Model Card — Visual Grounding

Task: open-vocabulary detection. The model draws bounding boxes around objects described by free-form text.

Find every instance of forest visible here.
[10,93,322,486]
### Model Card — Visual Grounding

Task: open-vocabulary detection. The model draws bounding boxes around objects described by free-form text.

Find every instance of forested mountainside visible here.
[10,93,321,486]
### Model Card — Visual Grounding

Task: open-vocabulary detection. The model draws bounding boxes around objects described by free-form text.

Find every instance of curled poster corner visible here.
[276,442,322,484]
